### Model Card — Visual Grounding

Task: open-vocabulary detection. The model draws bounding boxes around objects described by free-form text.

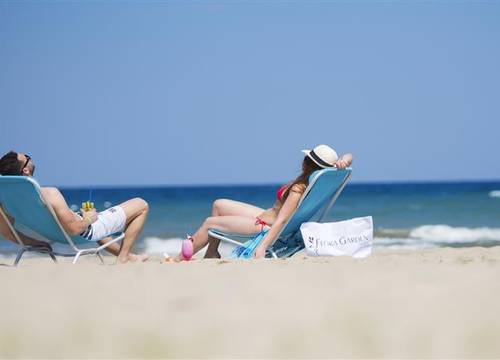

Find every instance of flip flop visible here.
[162,252,180,263]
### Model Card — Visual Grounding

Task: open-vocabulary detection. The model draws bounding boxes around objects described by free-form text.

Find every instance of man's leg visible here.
[97,236,121,256]
[115,198,149,263]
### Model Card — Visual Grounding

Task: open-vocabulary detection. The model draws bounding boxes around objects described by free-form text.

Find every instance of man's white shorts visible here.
[82,206,127,241]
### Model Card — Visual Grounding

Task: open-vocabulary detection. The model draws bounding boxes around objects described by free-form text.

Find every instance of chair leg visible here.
[13,248,26,266]
[96,252,105,265]
[73,250,107,265]
[13,248,59,266]
[48,251,58,264]
[72,250,84,264]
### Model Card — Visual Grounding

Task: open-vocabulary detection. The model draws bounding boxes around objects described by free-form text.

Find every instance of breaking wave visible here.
[489,190,500,198]
[375,225,500,249]
[142,236,236,258]
[143,236,185,255]
[143,225,500,254]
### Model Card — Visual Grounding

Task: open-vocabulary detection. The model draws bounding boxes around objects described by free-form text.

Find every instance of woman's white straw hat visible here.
[301,144,338,168]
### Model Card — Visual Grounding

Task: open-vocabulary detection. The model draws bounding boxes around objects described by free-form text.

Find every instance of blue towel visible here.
[231,230,269,259]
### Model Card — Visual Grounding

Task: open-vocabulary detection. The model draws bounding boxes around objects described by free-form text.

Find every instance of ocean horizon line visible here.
[56,178,500,191]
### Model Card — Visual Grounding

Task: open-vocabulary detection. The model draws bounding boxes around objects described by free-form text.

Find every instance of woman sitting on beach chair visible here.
[166,145,353,261]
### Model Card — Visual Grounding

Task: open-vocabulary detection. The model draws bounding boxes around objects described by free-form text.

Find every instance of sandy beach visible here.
[1,247,500,359]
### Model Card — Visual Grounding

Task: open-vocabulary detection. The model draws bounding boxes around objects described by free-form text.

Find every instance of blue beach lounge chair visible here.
[208,167,352,258]
[0,176,124,265]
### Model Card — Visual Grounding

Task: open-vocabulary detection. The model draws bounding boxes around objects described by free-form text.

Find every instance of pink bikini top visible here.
[254,184,288,230]
[277,184,288,201]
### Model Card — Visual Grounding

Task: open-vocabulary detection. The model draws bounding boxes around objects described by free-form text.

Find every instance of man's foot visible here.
[117,253,149,264]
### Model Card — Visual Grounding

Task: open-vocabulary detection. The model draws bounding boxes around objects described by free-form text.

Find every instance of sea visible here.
[1,181,500,256]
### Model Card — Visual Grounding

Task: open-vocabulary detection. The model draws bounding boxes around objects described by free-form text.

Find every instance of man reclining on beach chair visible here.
[0,151,149,264]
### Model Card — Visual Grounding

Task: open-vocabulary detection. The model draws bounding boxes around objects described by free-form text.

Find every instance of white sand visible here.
[1,247,500,358]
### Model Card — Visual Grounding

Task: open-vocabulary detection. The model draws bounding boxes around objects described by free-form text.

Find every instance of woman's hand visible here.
[335,153,353,169]
[254,245,267,259]
[335,159,349,169]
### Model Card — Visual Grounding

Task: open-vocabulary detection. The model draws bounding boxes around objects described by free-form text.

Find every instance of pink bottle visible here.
[181,235,194,261]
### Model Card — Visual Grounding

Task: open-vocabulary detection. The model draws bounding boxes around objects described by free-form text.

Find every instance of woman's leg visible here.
[177,215,264,260]
[205,199,265,257]
[211,199,264,217]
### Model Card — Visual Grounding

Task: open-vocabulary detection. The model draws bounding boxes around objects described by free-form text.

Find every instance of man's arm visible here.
[0,206,20,244]
[41,187,97,236]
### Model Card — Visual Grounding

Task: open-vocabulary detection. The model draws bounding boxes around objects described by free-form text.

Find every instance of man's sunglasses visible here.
[20,154,31,175]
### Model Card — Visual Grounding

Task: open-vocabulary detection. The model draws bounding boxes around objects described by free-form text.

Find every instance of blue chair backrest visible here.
[0,176,86,245]
[279,168,351,238]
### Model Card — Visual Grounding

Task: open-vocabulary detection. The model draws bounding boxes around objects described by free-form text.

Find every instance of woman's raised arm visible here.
[254,186,303,258]
[335,153,354,169]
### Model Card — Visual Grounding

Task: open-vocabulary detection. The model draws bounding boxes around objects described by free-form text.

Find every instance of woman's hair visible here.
[282,156,322,202]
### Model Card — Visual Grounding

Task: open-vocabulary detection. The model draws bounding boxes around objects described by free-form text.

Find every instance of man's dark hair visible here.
[0,151,22,175]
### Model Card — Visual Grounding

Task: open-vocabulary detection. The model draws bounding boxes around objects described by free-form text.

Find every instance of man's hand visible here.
[81,208,98,225]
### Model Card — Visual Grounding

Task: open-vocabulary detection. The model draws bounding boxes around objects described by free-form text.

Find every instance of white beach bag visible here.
[300,216,373,258]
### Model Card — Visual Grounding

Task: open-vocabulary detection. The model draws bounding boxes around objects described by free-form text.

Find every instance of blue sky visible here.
[1,1,499,187]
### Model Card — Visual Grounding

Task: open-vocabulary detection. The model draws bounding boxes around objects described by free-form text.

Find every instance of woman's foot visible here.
[204,250,221,259]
